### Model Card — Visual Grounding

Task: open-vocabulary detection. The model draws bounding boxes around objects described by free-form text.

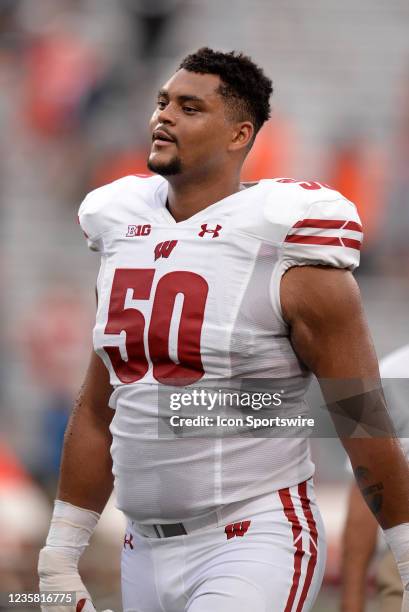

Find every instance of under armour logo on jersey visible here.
[123,533,134,549]
[224,520,251,540]
[154,240,178,261]
[198,224,222,238]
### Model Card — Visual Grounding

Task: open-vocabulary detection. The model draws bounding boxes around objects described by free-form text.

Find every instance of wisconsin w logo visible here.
[154,240,178,261]
[224,520,251,540]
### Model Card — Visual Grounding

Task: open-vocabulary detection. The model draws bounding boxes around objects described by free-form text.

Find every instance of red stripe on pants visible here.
[295,481,318,611]
[279,487,305,612]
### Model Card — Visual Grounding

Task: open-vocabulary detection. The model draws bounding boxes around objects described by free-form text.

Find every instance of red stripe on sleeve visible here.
[292,218,362,232]
[292,219,345,229]
[295,481,318,611]
[284,235,343,247]
[344,220,363,232]
[341,237,362,251]
[279,487,305,612]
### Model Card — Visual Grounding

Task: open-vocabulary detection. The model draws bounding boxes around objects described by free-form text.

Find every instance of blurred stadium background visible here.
[1,0,409,610]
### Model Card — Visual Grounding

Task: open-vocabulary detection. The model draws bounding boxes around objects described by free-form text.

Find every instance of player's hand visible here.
[76,599,113,612]
[38,546,113,612]
[400,558,409,612]
[402,586,409,611]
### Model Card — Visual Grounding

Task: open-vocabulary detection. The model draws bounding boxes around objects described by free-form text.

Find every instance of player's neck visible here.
[166,172,242,222]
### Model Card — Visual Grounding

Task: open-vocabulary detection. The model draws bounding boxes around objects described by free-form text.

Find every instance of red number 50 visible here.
[103,269,208,385]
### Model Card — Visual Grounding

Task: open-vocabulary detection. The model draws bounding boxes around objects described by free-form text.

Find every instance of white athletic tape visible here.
[383,523,409,592]
[402,589,409,612]
[39,500,101,612]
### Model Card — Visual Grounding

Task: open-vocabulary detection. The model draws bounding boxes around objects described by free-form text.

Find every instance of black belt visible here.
[153,522,187,538]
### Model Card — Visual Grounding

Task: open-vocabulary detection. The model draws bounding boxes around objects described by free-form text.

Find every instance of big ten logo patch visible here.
[126,224,151,237]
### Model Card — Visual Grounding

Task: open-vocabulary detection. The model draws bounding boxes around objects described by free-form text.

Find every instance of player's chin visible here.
[147,152,182,176]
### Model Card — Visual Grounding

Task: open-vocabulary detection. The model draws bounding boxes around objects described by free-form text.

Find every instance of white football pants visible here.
[121,480,326,612]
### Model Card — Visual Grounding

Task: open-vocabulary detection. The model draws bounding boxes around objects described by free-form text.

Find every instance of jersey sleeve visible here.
[280,196,363,273]
[77,178,126,252]
[77,191,104,252]
[267,187,363,324]
[77,174,162,252]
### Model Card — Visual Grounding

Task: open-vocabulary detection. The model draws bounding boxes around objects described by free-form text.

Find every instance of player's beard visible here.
[147,154,182,176]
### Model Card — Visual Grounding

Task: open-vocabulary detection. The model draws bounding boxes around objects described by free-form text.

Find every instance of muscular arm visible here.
[281,265,409,528]
[340,482,378,612]
[57,350,114,513]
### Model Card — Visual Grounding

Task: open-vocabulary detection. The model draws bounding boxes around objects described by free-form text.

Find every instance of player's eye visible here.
[157,100,167,110]
[183,106,197,114]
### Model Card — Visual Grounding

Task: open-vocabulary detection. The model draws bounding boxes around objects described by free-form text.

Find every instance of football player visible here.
[39,48,409,612]
[341,344,409,612]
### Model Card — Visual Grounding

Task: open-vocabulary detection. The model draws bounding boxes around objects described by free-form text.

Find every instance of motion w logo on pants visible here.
[154,240,178,261]
[224,520,251,540]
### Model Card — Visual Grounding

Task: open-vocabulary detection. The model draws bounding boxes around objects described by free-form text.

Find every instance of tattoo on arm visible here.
[353,465,384,516]
[353,466,370,484]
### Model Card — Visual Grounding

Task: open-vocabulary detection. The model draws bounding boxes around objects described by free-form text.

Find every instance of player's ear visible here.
[228,121,254,153]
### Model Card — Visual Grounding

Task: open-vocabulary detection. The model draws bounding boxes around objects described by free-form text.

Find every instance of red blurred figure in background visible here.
[19,287,91,494]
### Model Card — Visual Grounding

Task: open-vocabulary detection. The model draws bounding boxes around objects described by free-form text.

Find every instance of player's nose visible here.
[157,103,177,125]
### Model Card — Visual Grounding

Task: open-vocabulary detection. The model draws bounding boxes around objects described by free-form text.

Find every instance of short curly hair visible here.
[179,47,273,138]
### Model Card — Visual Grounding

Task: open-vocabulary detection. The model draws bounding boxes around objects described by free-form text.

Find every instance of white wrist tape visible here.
[383,523,409,587]
[39,500,101,605]
[46,500,100,554]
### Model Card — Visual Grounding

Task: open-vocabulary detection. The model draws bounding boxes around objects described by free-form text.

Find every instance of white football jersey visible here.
[78,175,362,524]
